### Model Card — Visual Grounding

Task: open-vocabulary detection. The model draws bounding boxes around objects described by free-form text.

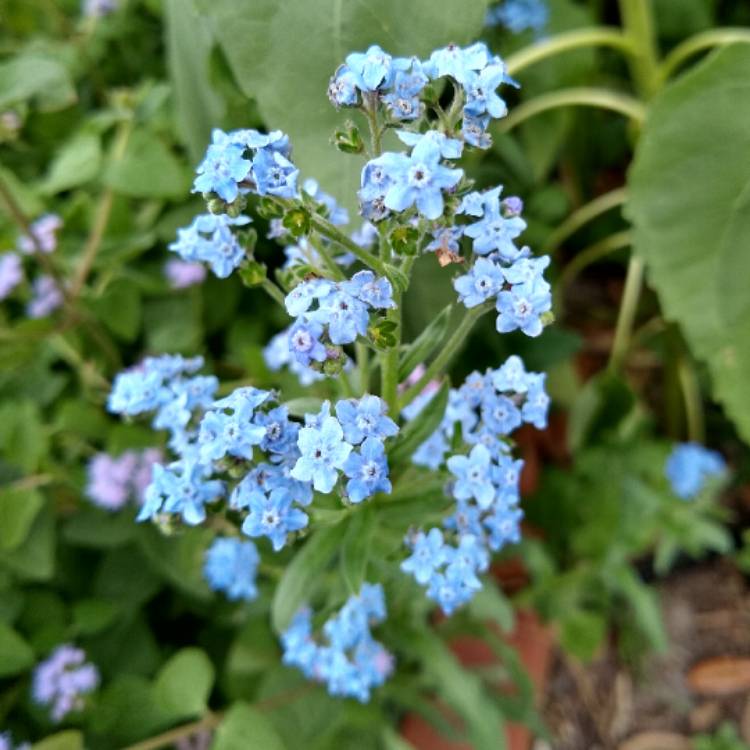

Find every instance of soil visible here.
[540,559,750,750]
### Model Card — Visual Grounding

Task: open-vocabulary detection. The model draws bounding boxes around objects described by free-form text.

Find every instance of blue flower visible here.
[463,63,510,119]
[312,290,369,345]
[138,461,223,525]
[665,442,726,500]
[343,270,396,310]
[241,487,309,551]
[288,320,327,367]
[366,137,463,221]
[231,462,313,510]
[251,148,299,199]
[521,373,549,428]
[198,407,266,463]
[425,42,492,85]
[503,255,550,286]
[453,257,505,307]
[254,405,299,455]
[447,444,496,508]
[345,45,394,90]
[401,528,449,585]
[292,416,353,493]
[481,392,522,435]
[492,354,530,392]
[335,394,398,444]
[485,505,523,551]
[396,130,463,159]
[204,537,260,601]
[412,429,450,470]
[343,437,392,503]
[463,188,527,258]
[462,113,492,149]
[495,280,551,337]
[193,139,251,203]
[486,0,549,34]
[264,328,325,386]
[32,645,99,723]
[328,66,360,106]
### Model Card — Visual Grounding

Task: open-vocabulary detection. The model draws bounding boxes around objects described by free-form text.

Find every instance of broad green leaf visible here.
[0,506,55,581]
[154,647,215,721]
[0,486,44,550]
[272,521,347,632]
[32,731,83,750]
[559,608,606,661]
[136,525,213,600]
[340,505,375,594]
[0,54,76,111]
[63,508,136,549]
[211,702,286,750]
[201,0,490,210]
[0,399,47,473]
[284,397,324,418]
[41,131,101,194]
[88,280,142,341]
[398,304,452,382]
[626,44,750,443]
[104,129,190,198]
[0,620,34,677]
[165,0,225,164]
[0,166,43,219]
[71,599,120,637]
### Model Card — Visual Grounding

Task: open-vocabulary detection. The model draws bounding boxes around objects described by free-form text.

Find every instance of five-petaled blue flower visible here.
[343,437,392,503]
[292,416,353,493]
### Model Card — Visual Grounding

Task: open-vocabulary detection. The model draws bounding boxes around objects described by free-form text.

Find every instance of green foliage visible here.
[212,703,287,750]
[628,44,750,442]
[153,647,216,721]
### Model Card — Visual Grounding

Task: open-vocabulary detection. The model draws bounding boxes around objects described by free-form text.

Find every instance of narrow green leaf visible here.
[0,487,44,551]
[0,620,34,677]
[153,647,215,721]
[211,702,287,750]
[398,304,452,381]
[340,505,375,594]
[612,566,667,652]
[388,379,450,466]
[468,581,514,634]
[272,521,347,633]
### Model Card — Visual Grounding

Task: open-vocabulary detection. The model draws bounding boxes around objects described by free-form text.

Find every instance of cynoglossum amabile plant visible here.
[108,40,552,703]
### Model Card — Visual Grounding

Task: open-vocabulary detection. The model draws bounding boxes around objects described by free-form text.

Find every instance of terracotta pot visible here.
[400,608,554,750]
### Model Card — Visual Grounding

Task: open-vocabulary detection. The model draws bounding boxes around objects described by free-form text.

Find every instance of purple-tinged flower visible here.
[164,259,206,289]
[0,253,23,299]
[32,645,99,722]
[18,214,62,254]
[27,275,63,318]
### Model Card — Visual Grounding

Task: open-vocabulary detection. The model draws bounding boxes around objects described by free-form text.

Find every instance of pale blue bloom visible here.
[343,437,392,503]
[665,442,726,499]
[204,537,260,601]
[292,416,353,493]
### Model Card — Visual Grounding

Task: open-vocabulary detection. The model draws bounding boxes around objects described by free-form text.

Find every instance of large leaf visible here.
[40,131,102,195]
[153,647,215,722]
[626,44,750,443]
[200,0,490,209]
[165,0,225,164]
[0,54,76,111]
[0,487,44,551]
[32,732,83,750]
[211,703,286,750]
[0,620,35,677]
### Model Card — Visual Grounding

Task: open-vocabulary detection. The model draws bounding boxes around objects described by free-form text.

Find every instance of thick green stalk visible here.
[618,0,661,100]
[261,278,287,308]
[607,256,644,372]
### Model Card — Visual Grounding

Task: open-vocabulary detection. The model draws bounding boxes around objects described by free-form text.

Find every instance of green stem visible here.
[677,356,705,443]
[121,712,223,750]
[398,302,493,411]
[659,28,750,82]
[607,255,644,372]
[307,235,346,281]
[618,0,661,99]
[310,215,389,278]
[355,342,369,394]
[261,278,286,308]
[505,27,633,77]
[543,187,628,255]
[70,117,133,297]
[495,88,646,134]
[556,230,632,310]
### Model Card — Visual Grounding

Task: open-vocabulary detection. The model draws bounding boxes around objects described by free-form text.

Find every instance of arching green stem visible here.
[660,29,750,82]
[505,27,633,77]
[495,88,646,134]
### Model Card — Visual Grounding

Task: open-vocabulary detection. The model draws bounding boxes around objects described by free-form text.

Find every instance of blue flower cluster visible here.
[281,583,393,701]
[665,442,726,500]
[330,42,515,149]
[453,188,552,336]
[486,0,549,34]
[401,355,548,613]
[168,213,251,279]
[263,327,326,386]
[203,537,260,601]
[193,128,298,204]
[285,273,395,365]
[32,645,99,722]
